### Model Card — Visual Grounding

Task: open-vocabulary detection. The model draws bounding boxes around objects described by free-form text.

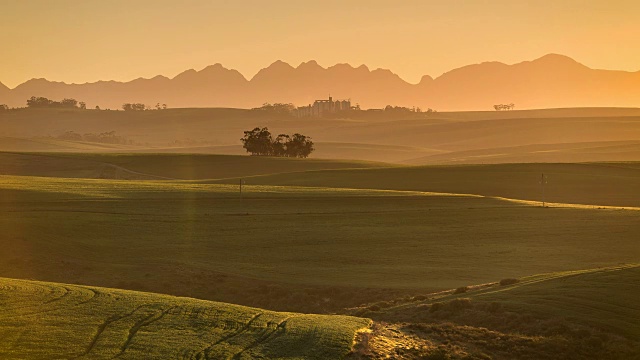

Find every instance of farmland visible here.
[0,277,369,359]
[1,159,639,314]
[1,115,639,358]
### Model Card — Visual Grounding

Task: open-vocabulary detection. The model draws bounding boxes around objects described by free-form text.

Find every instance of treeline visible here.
[26,96,87,109]
[0,104,8,110]
[250,103,295,116]
[241,127,314,158]
[384,105,435,113]
[122,103,168,111]
[57,131,133,145]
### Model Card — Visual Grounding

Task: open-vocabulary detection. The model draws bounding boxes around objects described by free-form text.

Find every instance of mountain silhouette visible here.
[1,54,639,110]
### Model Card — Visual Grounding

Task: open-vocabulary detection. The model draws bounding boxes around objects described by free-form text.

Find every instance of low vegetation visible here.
[26,96,86,109]
[0,277,370,359]
[349,265,640,359]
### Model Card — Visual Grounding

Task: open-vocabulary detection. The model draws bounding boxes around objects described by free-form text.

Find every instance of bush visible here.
[499,278,520,286]
[429,302,444,313]
[448,298,472,311]
[454,286,468,294]
[367,304,381,311]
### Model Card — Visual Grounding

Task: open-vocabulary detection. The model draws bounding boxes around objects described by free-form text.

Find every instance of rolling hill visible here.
[2,107,640,165]
[0,277,369,359]
[0,152,389,180]
[211,162,640,208]
[351,265,640,359]
[1,173,639,314]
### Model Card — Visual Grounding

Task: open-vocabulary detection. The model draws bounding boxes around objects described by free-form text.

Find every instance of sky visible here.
[1,0,639,88]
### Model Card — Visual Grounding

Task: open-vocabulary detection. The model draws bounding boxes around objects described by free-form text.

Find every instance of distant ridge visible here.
[1,54,639,110]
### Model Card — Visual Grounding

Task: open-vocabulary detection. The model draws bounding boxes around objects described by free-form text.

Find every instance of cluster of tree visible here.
[122,103,147,111]
[494,103,515,111]
[26,96,86,109]
[0,104,8,110]
[241,127,314,158]
[251,103,295,115]
[57,131,133,145]
[121,103,168,111]
[383,105,436,114]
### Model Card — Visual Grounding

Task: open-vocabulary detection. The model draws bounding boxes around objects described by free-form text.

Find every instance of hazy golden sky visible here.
[1,0,639,88]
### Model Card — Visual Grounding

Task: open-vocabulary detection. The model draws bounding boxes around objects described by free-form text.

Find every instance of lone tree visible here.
[241,127,314,158]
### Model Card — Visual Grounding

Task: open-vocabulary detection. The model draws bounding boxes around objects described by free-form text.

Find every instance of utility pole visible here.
[540,173,548,207]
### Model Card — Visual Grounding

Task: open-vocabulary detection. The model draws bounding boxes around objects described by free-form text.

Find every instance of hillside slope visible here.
[350,265,640,359]
[212,162,640,207]
[2,108,640,165]
[0,152,389,180]
[0,277,369,359]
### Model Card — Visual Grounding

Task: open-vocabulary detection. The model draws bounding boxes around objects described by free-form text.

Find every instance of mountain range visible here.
[1,54,639,111]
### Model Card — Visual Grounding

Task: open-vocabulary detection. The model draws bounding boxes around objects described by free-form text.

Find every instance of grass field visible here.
[0,152,387,180]
[1,171,638,313]
[351,265,640,359]
[1,148,638,358]
[213,162,640,207]
[0,277,369,359]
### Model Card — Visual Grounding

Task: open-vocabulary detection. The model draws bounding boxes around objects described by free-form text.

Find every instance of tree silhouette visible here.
[241,127,314,158]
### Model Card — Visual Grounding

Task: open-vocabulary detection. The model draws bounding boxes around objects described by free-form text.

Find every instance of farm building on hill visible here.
[295,96,353,117]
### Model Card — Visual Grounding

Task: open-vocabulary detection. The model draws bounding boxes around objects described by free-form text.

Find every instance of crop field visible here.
[1,161,639,313]
[0,277,369,359]
[0,152,386,180]
[213,162,640,207]
[0,151,639,358]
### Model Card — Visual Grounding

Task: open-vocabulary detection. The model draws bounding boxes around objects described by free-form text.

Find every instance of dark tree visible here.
[251,103,295,116]
[26,96,81,108]
[240,127,274,156]
[240,127,314,158]
[122,103,146,111]
[272,134,290,157]
[0,104,8,110]
[286,133,314,158]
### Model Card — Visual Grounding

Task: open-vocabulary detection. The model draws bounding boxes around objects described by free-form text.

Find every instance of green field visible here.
[1,166,639,313]
[212,162,640,208]
[0,277,369,359]
[1,150,639,358]
[0,152,387,180]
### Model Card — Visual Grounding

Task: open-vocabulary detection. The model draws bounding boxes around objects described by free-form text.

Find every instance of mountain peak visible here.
[200,63,226,72]
[297,60,323,70]
[267,60,294,70]
[524,53,587,70]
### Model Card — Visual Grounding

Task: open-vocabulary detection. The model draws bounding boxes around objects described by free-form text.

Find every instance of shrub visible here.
[367,304,381,311]
[448,298,472,311]
[429,302,444,313]
[454,286,468,294]
[499,278,520,286]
